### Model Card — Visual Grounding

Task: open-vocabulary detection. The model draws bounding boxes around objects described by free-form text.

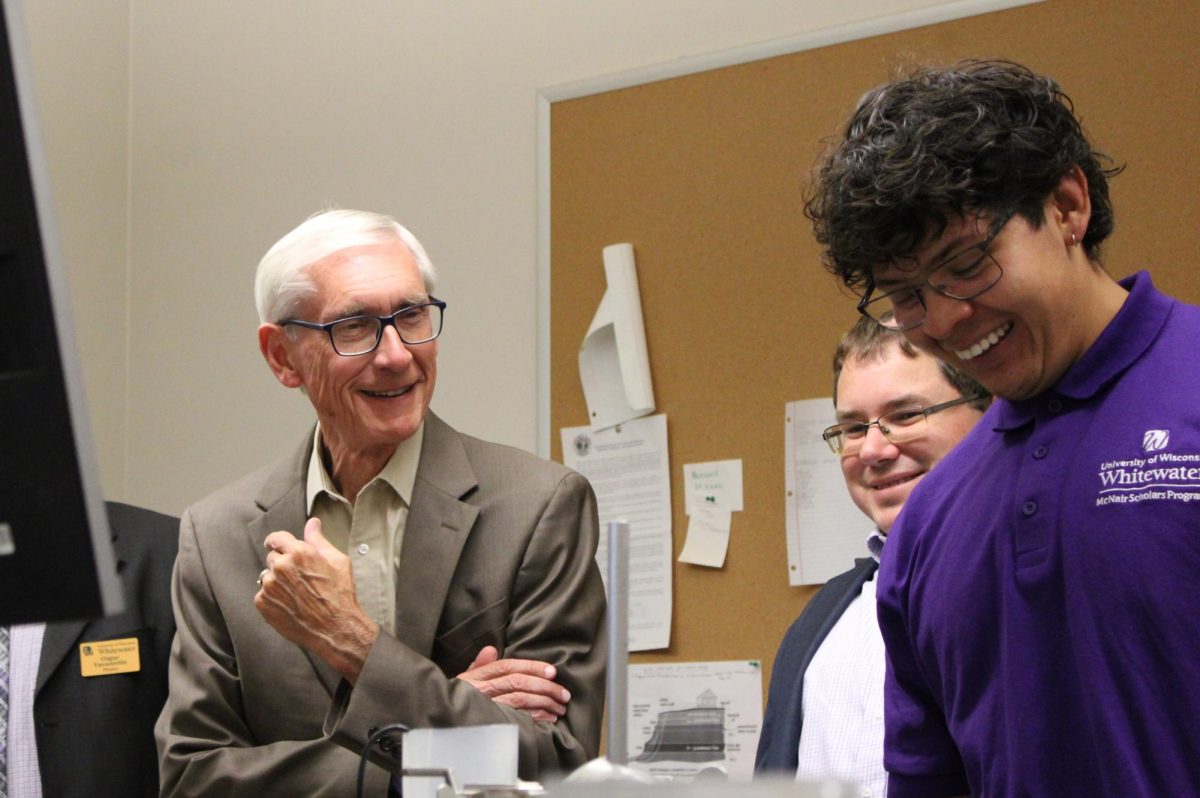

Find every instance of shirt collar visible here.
[992,271,1170,431]
[305,422,424,510]
[866,528,886,562]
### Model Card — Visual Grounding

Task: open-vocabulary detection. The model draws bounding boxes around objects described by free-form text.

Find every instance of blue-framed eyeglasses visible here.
[282,298,446,357]
[858,210,1015,331]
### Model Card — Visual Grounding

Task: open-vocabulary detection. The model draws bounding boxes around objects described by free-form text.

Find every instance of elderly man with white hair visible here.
[156,209,606,797]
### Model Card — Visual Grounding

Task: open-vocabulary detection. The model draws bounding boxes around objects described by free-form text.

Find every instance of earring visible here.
[1070,232,1078,247]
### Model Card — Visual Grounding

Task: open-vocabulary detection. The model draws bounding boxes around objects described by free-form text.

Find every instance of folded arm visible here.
[324,470,607,781]
[255,517,575,724]
[155,510,391,797]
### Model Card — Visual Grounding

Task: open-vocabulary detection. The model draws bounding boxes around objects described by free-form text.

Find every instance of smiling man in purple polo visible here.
[804,60,1200,797]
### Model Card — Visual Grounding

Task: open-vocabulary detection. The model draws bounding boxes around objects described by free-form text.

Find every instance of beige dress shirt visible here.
[304,423,423,634]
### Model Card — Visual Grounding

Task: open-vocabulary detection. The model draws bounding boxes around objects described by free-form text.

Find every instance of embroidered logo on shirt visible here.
[1142,429,1170,452]
[1096,433,1200,507]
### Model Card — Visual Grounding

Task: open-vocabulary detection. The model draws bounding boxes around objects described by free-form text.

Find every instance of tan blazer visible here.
[156,413,605,797]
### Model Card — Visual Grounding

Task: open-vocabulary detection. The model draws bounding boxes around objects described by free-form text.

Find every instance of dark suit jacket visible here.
[33,501,178,798]
[156,412,606,797]
[755,557,878,773]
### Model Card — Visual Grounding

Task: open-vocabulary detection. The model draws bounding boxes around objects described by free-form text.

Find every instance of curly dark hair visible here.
[806,59,1122,291]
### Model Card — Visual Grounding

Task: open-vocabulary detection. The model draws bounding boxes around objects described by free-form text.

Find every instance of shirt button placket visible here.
[1015,397,1065,569]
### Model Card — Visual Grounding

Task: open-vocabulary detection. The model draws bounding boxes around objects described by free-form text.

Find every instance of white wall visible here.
[24,0,965,514]
[22,1,130,501]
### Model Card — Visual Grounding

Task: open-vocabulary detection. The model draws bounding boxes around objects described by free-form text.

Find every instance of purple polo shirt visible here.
[877,272,1200,798]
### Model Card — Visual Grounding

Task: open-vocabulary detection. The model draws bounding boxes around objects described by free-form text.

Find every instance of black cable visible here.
[357,723,409,798]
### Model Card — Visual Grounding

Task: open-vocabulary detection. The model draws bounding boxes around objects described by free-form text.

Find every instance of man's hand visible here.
[255,517,379,684]
[457,646,570,723]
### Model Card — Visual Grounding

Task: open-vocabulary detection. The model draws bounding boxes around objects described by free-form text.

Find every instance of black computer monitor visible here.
[0,0,122,624]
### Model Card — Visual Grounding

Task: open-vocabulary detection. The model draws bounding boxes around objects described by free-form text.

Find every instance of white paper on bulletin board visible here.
[626,660,763,782]
[561,413,672,650]
[784,398,867,585]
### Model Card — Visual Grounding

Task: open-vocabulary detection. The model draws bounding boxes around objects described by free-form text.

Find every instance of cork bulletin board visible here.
[547,0,1200,696]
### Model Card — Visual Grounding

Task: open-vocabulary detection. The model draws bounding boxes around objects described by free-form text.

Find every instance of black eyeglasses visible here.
[859,210,1015,331]
[282,298,446,356]
[822,395,982,455]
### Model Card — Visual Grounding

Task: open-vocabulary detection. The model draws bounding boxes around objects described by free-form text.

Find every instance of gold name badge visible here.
[79,636,141,677]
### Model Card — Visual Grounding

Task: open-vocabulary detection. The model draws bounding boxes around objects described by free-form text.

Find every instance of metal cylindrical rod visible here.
[605,519,629,765]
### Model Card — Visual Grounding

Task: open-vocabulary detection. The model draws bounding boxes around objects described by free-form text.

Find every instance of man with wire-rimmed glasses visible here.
[806,60,1200,798]
[156,209,606,796]
[856,209,1014,338]
[757,317,987,793]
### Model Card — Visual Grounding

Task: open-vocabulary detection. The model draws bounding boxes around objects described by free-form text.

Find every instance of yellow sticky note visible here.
[79,637,141,677]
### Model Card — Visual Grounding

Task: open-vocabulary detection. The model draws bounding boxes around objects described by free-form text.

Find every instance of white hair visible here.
[254,209,438,324]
